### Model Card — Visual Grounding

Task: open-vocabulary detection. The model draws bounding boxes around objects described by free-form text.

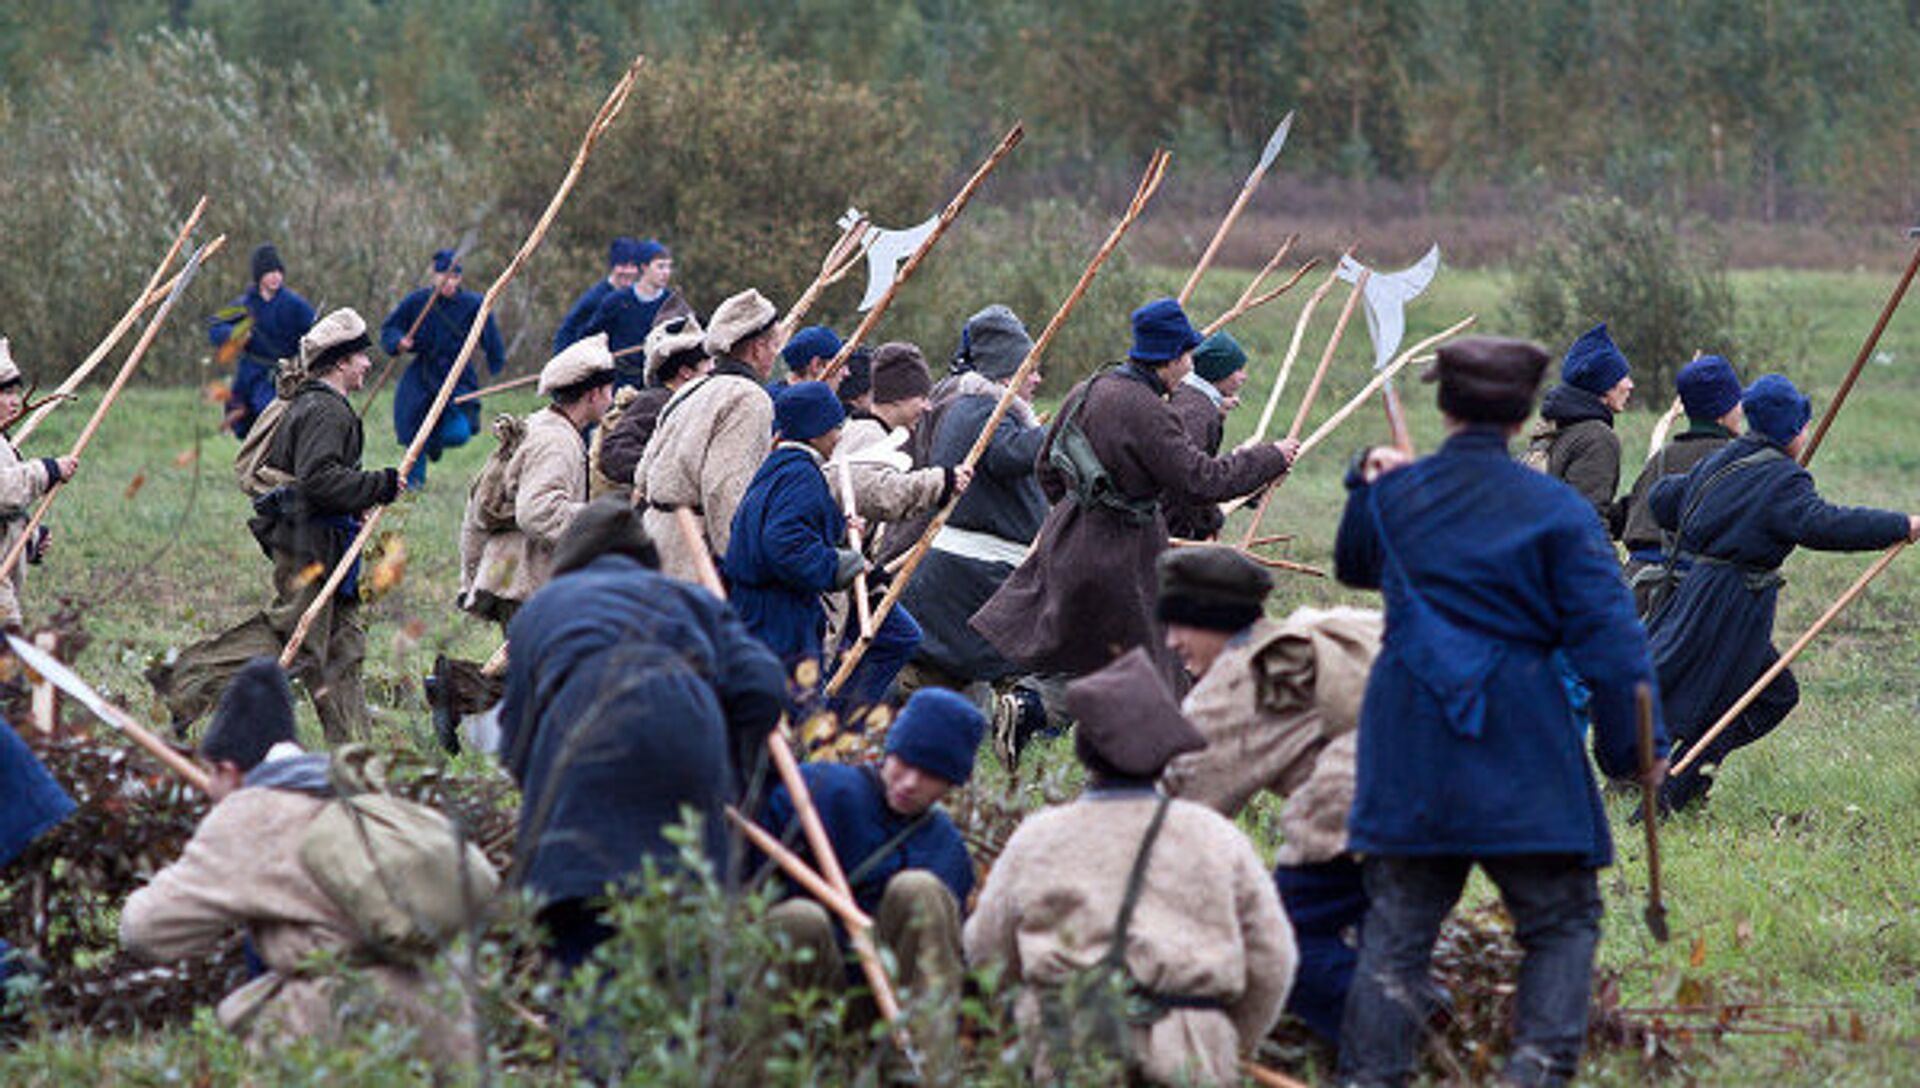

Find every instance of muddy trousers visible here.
[161,549,368,743]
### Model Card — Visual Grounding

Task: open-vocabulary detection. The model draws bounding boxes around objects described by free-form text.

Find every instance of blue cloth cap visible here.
[1675,355,1742,421]
[1742,373,1811,447]
[1192,331,1248,383]
[884,688,986,785]
[633,238,668,266]
[774,380,846,441]
[781,325,844,373]
[608,236,644,268]
[1561,323,1630,395]
[432,249,462,274]
[1129,298,1204,364]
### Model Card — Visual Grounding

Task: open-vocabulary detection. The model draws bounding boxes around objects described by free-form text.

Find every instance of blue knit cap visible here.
[608,237,644,268]
[774,380,845,441]
[1130,298,1204,364]
[1561,323,1630,395]
[1675,355,1742,421]
[1742,374,1811,447]
[633,238,669,266]
[1192,331,1248,383]
[781,325,844,373]
[432,249,462,274]
[884,688,986,784]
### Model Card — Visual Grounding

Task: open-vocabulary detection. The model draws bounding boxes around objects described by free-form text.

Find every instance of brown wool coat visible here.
[589,385,672,499]
[460,406,589,609]
[0,441,53,626]
[964,792,1295,1087]
[120,786,474,1060]
[1535,416,1624,533]
[633,363,773,584]
[1164,380,1228,541]
[972,365,1290,679]
[1161,608,1382,865]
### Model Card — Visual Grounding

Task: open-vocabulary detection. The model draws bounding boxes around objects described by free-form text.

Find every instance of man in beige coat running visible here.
[0,337,78,631]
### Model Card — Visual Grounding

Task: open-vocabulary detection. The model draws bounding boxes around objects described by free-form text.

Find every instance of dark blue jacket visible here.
[379,287,505,444]
[552,279,614,355]
[1335,427,1665,866]
[760,761,973,917]
[723,445,844,667]
[1647,435,1907,740]
[500,554,786,906]
[1,720,73,868]
[211,285,315,437]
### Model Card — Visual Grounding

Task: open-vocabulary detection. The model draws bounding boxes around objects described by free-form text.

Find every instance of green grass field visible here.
[8,265,1920,1082]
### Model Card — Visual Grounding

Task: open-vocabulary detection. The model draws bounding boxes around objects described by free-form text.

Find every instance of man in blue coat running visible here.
[1333,336,1667,1088]
[210,243,315,439]
[379,249,506,488]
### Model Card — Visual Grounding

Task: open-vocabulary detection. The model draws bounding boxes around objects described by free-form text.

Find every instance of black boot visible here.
[426,655,460,756]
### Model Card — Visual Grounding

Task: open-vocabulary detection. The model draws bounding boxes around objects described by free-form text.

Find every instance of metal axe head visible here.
[854,213,939,312]
[1337,245,1443,371]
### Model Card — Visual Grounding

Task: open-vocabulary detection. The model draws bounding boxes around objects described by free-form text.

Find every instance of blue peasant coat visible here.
[210,285,315,438]
[378,287,505,445]
[1334,427,1665,866]
[760,761,974,917]
[722,444,845,669]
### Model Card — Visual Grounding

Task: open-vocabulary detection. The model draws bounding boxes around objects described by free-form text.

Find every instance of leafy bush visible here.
[0,29,481,386]
[1509,195,1738,402]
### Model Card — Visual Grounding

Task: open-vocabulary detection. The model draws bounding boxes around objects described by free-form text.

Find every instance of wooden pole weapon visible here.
[825,149,1172,699]
[1799,227,1920,468]
[1178,111,1293,306]
[6,634,212,795]
[1201,248,1316,336]
[835,459,875,639]
[819,123,1025,381]
[1237,269,1370,548]
[1240,258,1346,451]
[779,216,875,342]
[454,372,541,405]
[280,54,647,669]
[1295,318,1474,462]
[12,206,213,446]
[0,229,215,585]
[1669,540,1908,776]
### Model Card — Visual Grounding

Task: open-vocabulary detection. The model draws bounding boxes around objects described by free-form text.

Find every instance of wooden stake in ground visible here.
[1669,539,1909,776]
[1178,112,1293,306]
[825,149,1173,699]
[1799,226,1920,468]
[13,209,216,446]
[1237,268,1370,548]
[0,230,215,586]
[7,634,212,795]
[819,123,1025,381]
[280,54,647,669]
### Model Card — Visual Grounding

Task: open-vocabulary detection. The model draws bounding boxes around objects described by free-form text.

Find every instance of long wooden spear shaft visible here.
[281,55,647,668]
[1670,539,1908,776]
[779,216,873,341]
[455,372,540,405]
[1202,251,1316,336]
[836,459,875,639]
[1799,228,1920,467]
[1237,269,1369,548]
[1241,259,1345,451]
[0,231,215,585]
[819,123,1025,381]
[825,149,1172,699]
[1293,317,1475,462]
[15,234,226,447]
[1178,111,1293,306]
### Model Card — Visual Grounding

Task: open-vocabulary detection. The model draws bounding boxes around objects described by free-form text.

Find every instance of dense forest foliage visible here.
[5,0,1918,218]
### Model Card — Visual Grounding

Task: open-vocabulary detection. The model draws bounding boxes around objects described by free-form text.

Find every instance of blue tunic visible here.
[379,286,505,445]
[1646,435,1907,751]
[210,285,315,438]
[1335,427,1664,867]
[1,719,73,868]
[723,445,845,669]
[552,279,614,355]
[500,553,786,906]
[760,761,974,917]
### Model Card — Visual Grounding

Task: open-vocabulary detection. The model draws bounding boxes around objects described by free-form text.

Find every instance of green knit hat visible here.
[1192,332,1248,383]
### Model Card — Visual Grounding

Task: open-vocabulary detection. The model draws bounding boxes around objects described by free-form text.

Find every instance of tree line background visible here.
[1,0,1915,389]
